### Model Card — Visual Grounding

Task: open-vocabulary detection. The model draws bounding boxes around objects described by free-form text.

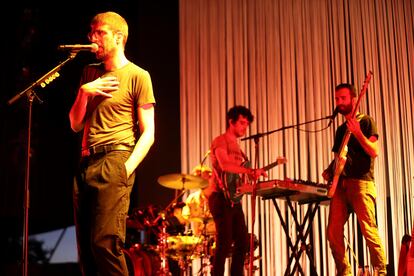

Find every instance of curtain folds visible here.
[180,0,414,274]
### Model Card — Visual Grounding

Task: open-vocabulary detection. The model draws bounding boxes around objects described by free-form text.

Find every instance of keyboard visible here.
[235,179,330,204]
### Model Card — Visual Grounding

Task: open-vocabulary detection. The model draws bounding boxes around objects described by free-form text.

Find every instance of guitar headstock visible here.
[351,70,373,118]
[361,71,373,93]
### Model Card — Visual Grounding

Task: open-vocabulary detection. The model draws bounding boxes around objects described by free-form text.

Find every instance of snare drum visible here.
[166,234,204,260]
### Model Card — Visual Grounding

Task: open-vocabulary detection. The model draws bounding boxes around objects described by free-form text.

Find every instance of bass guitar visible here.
[327,71,373,198]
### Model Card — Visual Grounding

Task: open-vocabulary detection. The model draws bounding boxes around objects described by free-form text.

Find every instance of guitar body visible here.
[220,157,286,203]
[327,145,348,197]
[222,161,250,204]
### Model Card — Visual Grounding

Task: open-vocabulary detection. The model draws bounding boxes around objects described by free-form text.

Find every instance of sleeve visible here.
[136,70,156,106]
[363,115,379,139]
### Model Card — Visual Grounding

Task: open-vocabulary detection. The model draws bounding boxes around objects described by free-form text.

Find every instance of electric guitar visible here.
[222,158,286,204]
[327,71,373,198]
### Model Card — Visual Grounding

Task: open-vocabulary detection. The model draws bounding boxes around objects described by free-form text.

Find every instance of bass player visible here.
[322,83,387,275]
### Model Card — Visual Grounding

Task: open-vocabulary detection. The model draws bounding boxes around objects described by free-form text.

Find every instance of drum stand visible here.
[157,220,172,276]
[195,217,213,276]
[152,189,187,276]
[178,256,192,276]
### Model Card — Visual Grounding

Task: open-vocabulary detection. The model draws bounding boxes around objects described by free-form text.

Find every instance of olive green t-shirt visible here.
[80,62,155,149]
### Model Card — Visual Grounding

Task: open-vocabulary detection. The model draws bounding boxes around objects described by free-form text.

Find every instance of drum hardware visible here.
[195,234,214,275]
[125,169,215,275]
[156,219,172,276]
[151,190,187,231]
[190,215,216,276]
[152,212,177,275]
[164,233,204,275]
[131,189,187,276]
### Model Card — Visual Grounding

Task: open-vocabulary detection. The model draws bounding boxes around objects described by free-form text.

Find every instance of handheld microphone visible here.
[57,43,98,52]
[328,107,340,127]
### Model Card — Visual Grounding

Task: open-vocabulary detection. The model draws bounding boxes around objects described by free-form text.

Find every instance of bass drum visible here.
[124,244,161,276]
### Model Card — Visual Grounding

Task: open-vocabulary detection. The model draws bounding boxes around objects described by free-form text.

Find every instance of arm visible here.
[347,118,379,158]
[215,147,267,179]
[69,76,119,132]
[124,103,155,178]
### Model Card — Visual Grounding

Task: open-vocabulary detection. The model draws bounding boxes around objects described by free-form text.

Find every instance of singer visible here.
[69,11,155,276]
[322,83,387,275]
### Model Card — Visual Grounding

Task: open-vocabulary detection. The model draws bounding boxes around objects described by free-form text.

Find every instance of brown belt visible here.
[81,144,133,157]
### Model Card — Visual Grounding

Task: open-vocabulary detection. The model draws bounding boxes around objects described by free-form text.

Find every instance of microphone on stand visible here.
[57,43,98,52]
[192,150,212,177]
[200,150,211,166]
[328,107,340,127]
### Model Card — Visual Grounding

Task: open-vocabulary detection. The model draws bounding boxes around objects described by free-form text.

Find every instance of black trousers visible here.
[208,192,248,276]
[73,150,135,276]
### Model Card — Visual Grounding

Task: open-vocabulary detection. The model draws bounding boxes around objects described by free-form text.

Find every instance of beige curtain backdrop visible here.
[180,0,414,275]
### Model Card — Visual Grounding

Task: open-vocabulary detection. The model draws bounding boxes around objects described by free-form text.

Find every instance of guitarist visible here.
[208,105,267,276]
[322,83,387,275]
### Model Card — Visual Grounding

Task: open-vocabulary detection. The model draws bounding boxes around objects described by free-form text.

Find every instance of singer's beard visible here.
[94,47,107,61]
[338,103,353,116]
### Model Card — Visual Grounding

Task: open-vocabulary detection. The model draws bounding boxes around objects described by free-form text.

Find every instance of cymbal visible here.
[158,173,208,190]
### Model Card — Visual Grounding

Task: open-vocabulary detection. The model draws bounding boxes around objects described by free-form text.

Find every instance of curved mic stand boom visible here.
[7,51,80,276]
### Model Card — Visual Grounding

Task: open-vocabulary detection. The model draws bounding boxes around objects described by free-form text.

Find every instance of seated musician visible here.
[181,164,216,237]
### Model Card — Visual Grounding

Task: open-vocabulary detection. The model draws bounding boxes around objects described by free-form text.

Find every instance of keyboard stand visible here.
[262,191,329,276]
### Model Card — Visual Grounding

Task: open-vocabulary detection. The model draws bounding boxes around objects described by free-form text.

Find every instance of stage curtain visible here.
[179,0,414,274]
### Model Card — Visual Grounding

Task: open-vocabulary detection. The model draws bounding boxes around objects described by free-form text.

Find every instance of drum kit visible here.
[125,170,215,276]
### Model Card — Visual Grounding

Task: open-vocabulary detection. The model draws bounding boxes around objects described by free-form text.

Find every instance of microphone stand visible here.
[7,51,80,276]
[241,114,334,143]
[248,136,260,276]
[242,114,333,276]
